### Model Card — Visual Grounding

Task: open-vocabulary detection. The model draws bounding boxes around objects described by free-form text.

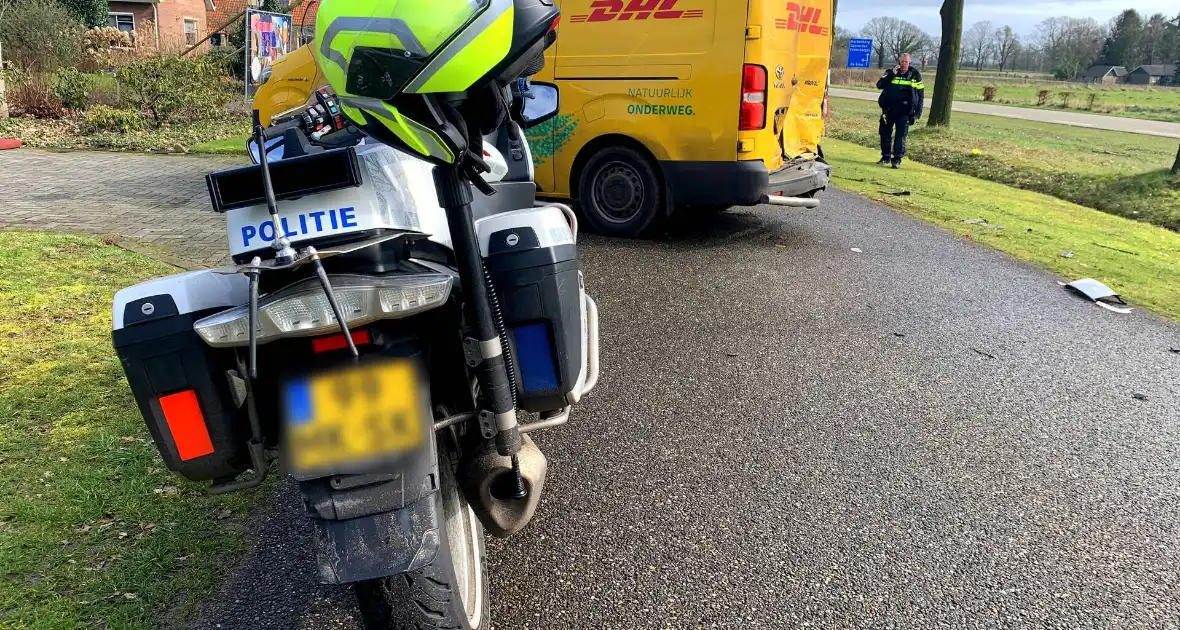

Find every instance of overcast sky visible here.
[836,0,1179,37]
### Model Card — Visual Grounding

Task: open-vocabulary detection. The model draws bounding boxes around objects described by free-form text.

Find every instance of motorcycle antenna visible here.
[252,110,297,265]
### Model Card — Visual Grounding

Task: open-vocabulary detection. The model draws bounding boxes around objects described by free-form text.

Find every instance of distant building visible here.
[1126,65,1177,86]
[107,0,211,50]
[1078,65,1128,85]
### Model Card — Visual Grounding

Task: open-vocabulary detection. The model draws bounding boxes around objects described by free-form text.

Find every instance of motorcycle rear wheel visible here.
[354,438,489,629]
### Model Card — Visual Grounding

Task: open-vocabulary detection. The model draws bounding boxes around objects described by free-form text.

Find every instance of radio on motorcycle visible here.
[476,207,585,412]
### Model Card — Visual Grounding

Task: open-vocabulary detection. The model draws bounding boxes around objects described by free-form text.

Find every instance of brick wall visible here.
[155,0,209,50]
[107,1,155,42]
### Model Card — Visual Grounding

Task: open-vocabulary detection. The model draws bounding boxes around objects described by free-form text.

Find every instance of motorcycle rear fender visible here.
[296,348,443,585]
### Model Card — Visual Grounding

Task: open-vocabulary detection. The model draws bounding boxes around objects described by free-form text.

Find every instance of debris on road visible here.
[850,247,863,253]
[1132,392,1149,401]
[1062,278,1133,314]
[1092,242,1139,256]
[893,332,906,338]
[972,348,997,359]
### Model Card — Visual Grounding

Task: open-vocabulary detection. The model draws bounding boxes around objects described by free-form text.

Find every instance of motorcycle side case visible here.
[476,207,585,412]
[111,271,252,481]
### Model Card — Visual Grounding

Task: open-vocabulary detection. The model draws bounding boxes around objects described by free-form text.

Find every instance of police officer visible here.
[876,53,925,168]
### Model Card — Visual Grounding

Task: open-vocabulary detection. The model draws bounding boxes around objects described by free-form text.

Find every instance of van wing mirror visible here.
[521,83,559,129]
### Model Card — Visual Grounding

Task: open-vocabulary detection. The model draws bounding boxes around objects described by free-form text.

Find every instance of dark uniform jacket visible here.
[876,67,925,120]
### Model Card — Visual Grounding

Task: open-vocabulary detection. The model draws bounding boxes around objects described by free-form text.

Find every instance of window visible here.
[108,13,134,34]
[184,18,198,46]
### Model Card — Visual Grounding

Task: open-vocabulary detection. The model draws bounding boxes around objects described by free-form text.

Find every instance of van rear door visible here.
[740,0,833,172]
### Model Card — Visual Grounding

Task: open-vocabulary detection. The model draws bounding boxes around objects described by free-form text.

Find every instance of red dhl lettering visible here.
[776,2,830,36]
[569,0,704,23]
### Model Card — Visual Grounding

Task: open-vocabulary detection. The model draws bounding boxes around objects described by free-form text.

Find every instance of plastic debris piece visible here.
[1132,392,1148,401]
[1060,251,1074,259]
[1062,278,1133,314]
[850,247,863,253]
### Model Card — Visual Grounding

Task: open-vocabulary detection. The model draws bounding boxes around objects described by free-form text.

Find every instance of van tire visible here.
[578,146,664,238]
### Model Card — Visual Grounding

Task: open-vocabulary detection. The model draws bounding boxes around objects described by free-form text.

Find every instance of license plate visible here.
[282,359,425,476]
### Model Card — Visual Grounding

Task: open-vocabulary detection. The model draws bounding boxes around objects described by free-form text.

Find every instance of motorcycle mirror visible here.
[247,136,287,164]
[521,83,559,129]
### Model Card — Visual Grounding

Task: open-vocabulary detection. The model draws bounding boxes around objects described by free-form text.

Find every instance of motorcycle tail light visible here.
[193,273,453,348]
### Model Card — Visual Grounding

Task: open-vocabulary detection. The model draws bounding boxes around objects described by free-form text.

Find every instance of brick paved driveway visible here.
[0,150,243,266]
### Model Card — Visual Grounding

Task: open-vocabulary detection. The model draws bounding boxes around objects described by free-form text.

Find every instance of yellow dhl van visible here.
[253,0,834,237]
[528,0,834,236]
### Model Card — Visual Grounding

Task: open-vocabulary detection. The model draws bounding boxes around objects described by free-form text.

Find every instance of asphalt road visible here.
[191,189,1180,629]
[830,87,1180,139]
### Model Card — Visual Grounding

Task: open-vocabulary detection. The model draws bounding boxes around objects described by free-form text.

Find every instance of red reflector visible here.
[312,329,371,353]
[158,390,214,461]
[549,16,560,33]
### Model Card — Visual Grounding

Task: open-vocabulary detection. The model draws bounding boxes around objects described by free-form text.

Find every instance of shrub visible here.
[1058,92,1074,108]
[79,27,141,73]
[1086,93,1100,110]
[0,0,85,71]
[2,70,65,118]
[57,0,107,27]
[116,54,234,126]
[51,68,90,110]
[982,86,997,102]
[82,105,145,133]
[1036,90,1052,106]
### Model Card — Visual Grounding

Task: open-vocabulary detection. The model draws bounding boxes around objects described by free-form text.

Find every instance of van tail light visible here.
[740,64,768,131]
[158,389,215,461]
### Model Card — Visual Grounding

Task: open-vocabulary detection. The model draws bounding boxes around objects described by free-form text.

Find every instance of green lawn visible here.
[191,135,249,155]
[824,139,1180,320]
[830,72,1180,123]
[827,97,1180,231]
[0,232,256,629]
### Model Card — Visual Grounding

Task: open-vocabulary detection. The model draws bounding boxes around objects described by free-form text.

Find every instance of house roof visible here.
[1080,65,1126,78]
[1132,64,1177,76]
[1113,67,1129,76]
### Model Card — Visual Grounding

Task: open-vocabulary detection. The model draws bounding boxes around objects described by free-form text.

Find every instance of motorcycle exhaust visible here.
[460,433,547,538]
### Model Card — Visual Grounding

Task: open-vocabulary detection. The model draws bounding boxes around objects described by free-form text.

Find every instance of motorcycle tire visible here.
[354,442,489,630]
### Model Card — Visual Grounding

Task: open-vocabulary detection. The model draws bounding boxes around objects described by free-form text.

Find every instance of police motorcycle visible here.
[110,2,598,627]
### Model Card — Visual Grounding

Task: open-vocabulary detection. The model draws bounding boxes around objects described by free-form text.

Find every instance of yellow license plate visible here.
[283,359,425,475]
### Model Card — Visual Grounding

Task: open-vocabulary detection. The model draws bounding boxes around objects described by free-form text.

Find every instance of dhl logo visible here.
[774,2,829,36]
[569,0,704,23]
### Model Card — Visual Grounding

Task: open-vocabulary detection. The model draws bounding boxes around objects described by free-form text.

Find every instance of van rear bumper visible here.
[661,158,830,207]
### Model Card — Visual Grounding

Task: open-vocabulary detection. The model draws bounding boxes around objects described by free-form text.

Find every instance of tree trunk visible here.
[1172,142,1180,175]
[928,0,964,127]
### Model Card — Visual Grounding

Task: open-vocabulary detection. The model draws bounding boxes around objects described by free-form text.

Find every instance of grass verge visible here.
[824,139,1180,321]
[829,73,1180,123]
[0,232,255,629]
[0,116,252,154]
[190,135,250,155]
[827,97,1180,231]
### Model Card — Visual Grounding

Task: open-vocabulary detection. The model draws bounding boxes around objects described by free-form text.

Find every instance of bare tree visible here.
[861,16,898,69]
[928,0,964,127]
[963,21,994,70]
[1034,16,1104,79]
[861,16,932,68]
[993,26,1020,71]
[832,25,853,67]
[1139,13,1170,65]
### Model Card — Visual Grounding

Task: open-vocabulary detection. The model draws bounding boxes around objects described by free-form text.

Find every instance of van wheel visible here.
[578,146,664,237]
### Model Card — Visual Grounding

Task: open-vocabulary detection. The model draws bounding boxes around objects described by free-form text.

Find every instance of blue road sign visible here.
[847,38,873,69]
